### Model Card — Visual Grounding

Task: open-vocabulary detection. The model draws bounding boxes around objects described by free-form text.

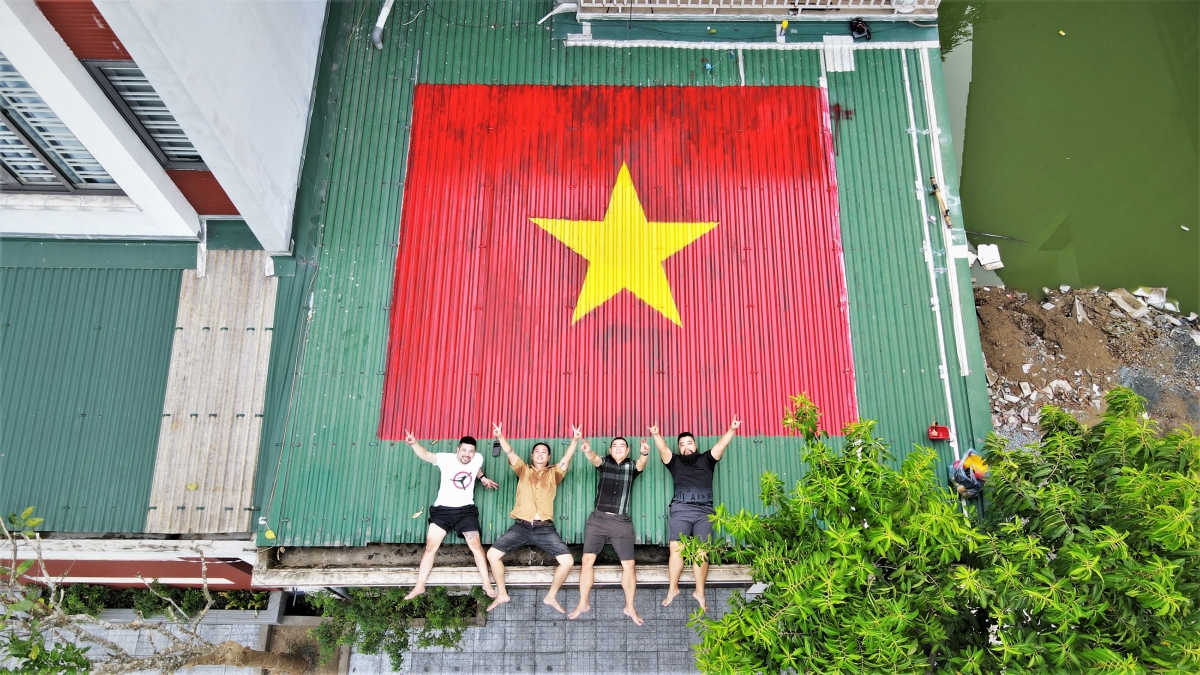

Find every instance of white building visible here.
[0,0,328,254]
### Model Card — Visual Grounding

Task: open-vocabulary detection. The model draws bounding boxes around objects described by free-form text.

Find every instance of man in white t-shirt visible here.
[403,432,499,600]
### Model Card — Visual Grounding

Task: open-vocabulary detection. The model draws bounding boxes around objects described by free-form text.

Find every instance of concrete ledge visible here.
[97,590,284,625]
[254,564,752,588]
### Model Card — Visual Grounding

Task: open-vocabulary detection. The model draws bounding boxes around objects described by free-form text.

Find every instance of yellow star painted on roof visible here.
[531,163,717,327]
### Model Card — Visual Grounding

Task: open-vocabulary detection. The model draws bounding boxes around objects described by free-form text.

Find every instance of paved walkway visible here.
[348,587,739,674]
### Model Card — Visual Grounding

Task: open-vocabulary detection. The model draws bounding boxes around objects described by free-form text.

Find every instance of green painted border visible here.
[205,220,263,251]
[0,238,196,269]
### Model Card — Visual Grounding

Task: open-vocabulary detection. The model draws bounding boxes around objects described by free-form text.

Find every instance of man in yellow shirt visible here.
[486,422,580,613]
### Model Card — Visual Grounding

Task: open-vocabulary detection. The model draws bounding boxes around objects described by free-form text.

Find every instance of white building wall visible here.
[95,0,328,254]
[0,0,200,240]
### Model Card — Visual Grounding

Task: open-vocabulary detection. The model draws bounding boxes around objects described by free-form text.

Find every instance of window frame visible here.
[0,106,121,195]
[83,59,207,171]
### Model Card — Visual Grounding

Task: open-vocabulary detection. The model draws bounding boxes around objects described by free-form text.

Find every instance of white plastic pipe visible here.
[371,0,396,50]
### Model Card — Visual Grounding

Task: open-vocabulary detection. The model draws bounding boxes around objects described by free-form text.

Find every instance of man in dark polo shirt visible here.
[651,416,741,612]
[567,436,650,625]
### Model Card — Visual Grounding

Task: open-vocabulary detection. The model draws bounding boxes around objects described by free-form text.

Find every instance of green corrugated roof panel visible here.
[827,47,993,473]
[255,0,989,547]
[0,267,181,532]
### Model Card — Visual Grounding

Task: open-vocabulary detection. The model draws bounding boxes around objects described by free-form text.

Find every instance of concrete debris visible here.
[1049,379,1074,392]
[977,243,1004,270]
[1074,297,1089,324]
[1107,288,1150,319]
[1133,286,1168,309]
[977,284,1199,442]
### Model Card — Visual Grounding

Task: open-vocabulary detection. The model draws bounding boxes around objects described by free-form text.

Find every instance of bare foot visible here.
[403,586,425,601]
[662,588,680,607]
[567,603,590,620]
[486,594,510,612]
[483,586,497,599]
[543,595,566,614]
[623,606,644,626]
[693,590,708,613]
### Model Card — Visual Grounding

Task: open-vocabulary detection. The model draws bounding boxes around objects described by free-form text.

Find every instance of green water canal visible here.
[942,0,1198,313]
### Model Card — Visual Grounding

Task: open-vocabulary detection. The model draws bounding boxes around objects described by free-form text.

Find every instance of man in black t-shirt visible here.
[650,416,741,612]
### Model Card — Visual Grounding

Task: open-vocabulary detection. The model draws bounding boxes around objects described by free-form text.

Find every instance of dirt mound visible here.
[975,286,1200,439]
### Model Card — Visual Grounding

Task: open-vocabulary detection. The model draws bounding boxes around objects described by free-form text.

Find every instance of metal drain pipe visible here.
[371,0,396,50]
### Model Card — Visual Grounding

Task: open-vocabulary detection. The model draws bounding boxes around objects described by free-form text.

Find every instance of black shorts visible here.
[428,505,480,537]
[582,511,636,561]
[491,520,571,558]
[668,503,715,542]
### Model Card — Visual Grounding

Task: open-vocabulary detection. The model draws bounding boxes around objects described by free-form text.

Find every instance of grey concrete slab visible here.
[343,587,741,673]
[505,620,538,653]
[503,652,537,673]
[563,652,597,673]
[592,652,629,672]
[535,651,568,672]
[534,622,567,652]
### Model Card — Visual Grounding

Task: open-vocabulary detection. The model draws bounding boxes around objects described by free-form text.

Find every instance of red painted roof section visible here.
[23,559,255,589]
[381,84,856,439]
[35,0,129,60]
[166,170,239,216]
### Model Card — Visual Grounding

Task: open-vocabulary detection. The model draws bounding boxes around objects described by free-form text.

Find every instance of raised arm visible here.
[581,439,602,468]
[710,415,742,461]
[493,422,519,470]
[649,423,672,465]
[636,438,651,472]
[477,466,499,490]
[404,429,438,465]
[558,424,582,472]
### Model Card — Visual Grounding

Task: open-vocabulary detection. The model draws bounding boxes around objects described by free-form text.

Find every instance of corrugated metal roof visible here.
[0,267,181,532]
[145,251,276,534]
[254,0,989,547]
[378,83,856,440]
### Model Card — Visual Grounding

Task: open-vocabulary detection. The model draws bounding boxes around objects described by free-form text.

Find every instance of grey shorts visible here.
[491,520,571,558]
[582,511,636,561]
[668,503,715,542]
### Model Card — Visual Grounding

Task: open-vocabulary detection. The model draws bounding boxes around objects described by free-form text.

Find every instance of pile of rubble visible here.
[975,284,1200,446]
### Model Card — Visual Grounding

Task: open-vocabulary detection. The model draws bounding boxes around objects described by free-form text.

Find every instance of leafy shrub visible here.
[59,582,269,618]
[2,631,90,675]
[310,586,487,671]
[972,387,1200,673]
[687,388,1200,674]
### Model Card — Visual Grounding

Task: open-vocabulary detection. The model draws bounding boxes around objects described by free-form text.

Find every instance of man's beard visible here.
[679,452,701,466]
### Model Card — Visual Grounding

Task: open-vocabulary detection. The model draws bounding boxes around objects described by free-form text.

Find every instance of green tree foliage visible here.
[310,586,486,671]
[59,583,269,618]
[688,388,1200,674]
[975,387,1200,673]
[1,630,90,675]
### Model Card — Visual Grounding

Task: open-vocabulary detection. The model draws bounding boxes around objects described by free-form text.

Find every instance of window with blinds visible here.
[0,51,119,192]
[85,61,205,170]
